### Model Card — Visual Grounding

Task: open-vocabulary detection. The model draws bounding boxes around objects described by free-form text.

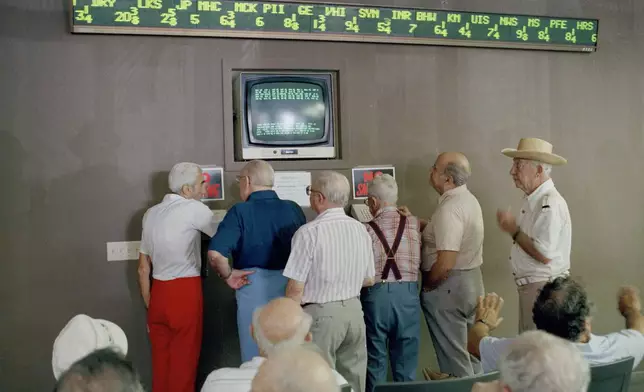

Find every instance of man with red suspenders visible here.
[361,174,422,392]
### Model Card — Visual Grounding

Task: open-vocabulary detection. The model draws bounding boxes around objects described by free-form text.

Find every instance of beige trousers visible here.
[304,298,367,392]
[517,281,547,333]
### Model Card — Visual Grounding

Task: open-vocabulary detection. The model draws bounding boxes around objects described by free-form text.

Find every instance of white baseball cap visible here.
[52,314,128,379]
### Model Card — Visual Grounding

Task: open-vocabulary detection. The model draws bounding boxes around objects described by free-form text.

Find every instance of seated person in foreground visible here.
[469,277,644,372]
[472,330,590,392]
[251,346,340,392]
[201,297,350,392]
[54,348,145,392]
[52,314,129,380]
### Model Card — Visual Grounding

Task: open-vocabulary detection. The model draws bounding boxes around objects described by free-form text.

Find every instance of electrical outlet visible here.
[106,241,141,261]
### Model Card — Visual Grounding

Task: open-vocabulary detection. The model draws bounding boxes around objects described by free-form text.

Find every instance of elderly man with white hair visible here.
[138,162,216,392]
[496,138,571,332]
[471,330,590,392]
[284,171,375,392]
[251,347,341,392]
[208,160,306,362]
[361,174,422,391]
[201,297,350,392]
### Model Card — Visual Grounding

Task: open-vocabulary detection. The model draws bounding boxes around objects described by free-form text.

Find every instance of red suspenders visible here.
[367,215,407,281]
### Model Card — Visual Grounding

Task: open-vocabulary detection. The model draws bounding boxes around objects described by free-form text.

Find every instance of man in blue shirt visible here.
[208,160,306,362]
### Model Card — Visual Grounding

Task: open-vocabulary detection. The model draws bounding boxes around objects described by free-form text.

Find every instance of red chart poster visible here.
[201,166,225,201]
[351,166,396,199]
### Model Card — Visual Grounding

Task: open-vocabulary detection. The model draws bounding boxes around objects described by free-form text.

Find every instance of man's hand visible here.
[225,269,255,290]
[496,209,518,235]
[471,381,501,392]
[618,286,642,317]
[397,206,412,217]
[475,293,505,330]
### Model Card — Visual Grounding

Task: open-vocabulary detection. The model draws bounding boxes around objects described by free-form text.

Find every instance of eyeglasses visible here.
[235,175,248,183]
[306,185,324,197]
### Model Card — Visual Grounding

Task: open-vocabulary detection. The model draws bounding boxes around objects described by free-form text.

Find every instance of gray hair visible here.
[252,305,313,357]
[444,162,471,187]
[367,174,398,205]
[313,171,350,207]
[499,331,590,392]
[168,162,202,194]
[242,160,275,187]
[528,160,552,176]
[55,348,145,392]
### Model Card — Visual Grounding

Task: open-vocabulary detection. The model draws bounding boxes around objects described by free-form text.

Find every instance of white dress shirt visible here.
[421,185,485,271]
[480,330,644,373]
[510,179,571,281]
[200,356,351,392]
[140,194,215,281]
[283,208,375,304]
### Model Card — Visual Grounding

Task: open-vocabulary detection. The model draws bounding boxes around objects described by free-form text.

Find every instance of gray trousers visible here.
[518,281,547,333]
[421,268,484,377]
[304,298,367,392]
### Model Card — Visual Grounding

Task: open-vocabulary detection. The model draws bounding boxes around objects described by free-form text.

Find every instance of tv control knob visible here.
[273,150,278,154]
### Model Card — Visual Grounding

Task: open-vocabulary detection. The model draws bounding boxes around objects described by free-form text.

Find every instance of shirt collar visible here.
[526,179,555,210]
[438,184,468,204]
[575,334,600,353]
[317,207,346,219]
[374,205,398,218]
[163,193,185,202]
[247,190,279,201]
[240,356,266,369]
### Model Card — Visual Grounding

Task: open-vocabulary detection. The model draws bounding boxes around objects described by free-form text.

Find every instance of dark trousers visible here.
[361,281,420,392]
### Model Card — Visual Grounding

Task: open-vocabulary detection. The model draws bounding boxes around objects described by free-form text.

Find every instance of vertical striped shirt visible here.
[365,207,422,282]
[283,208,375,304]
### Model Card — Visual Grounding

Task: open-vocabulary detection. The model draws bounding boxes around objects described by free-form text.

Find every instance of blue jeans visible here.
[361,282,420,392]
[235,268,287,362]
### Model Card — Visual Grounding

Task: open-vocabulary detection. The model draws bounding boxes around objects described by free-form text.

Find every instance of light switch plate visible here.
[106,241,141,261]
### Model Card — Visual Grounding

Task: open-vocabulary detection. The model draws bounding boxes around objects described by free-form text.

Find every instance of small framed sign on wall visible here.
[201,166,225,201]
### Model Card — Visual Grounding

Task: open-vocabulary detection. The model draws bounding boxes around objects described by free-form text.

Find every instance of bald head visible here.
[432,152,471,191]
[252,298,313,356]
[251,347,339,392]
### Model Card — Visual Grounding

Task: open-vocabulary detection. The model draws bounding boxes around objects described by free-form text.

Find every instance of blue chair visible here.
[588,357,634,392]
[374,372,500,391]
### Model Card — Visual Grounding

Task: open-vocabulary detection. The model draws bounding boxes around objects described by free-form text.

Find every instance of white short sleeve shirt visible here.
[421,185,485,271]
[140,194,215,281]
[200,356,351,392]
[510,179,572,280]
[479,330,644,373]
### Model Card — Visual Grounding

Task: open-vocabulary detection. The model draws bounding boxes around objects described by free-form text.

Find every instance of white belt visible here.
[515,273,569,287]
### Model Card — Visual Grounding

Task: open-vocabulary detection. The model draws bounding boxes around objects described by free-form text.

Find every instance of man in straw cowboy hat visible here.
[496,138,571,333]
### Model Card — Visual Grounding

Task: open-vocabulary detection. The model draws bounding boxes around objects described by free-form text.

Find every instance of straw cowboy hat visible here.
[501,138,567,166]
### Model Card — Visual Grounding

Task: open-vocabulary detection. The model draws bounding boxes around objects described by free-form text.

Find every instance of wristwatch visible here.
[512,228,521,241]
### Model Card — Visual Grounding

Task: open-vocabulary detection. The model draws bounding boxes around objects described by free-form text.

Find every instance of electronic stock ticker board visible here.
[72,0,599,52]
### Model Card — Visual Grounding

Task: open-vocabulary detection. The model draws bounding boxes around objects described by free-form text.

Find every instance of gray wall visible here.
[2,0,644,390]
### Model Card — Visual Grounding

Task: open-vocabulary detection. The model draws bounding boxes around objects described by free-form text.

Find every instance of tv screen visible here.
[236,72,337,160]
[247,80,328,145]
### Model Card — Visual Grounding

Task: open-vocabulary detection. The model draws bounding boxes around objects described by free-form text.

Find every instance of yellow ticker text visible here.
[528,18,540,28]
[447,13,461,23]
[358,8,379,19]
[176,0,193,11]
[138,0,161,9]
[470,15,490,25]
[550,19,567,29]
[416,11,437,22]
[263,3,285,14]
[92,0,115,7]
[234,2,258,13]
[324,6,345,17]
[297,5,313,15]
[392,10,411,20]
[499,16,518,26]
[197,1,222,11]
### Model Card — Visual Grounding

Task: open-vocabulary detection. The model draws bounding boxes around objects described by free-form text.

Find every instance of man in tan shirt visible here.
[401,152,485,377]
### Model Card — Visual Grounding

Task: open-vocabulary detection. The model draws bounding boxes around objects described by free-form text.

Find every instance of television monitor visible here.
[235,72,338,160]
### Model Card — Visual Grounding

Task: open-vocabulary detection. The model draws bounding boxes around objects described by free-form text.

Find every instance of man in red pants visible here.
[137,162,252,392]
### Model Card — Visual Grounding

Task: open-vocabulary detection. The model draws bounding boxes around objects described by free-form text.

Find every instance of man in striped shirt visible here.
[284,171,375,392]
[361,174,422,392]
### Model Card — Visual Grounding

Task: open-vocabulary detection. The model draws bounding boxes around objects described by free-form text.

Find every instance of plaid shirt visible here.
[364,207,422,282]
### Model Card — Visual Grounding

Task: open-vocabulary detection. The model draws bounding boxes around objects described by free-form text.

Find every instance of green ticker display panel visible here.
[71,0,599,52]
